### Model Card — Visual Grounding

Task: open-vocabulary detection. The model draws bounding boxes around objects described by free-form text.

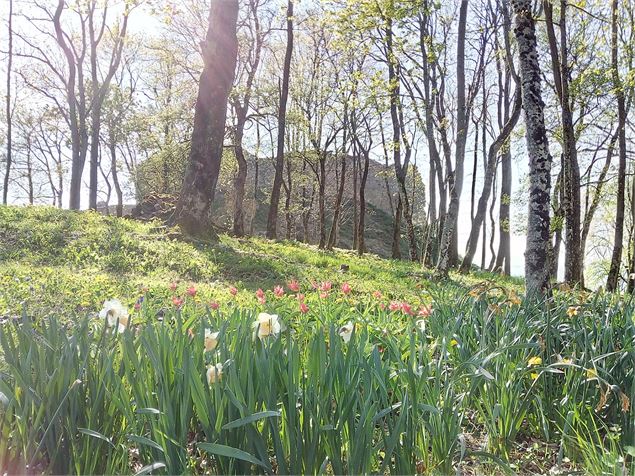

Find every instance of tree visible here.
[231,0,271,237]
[174,0,239,235]
[606,0,628,292]
[511,0,553,296]
[266,0,294,239]
[3,0,13,205]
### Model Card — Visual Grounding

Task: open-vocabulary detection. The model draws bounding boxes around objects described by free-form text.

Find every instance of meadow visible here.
[0,206,633,475]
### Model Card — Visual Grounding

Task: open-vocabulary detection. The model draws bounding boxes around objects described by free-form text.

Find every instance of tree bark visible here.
[266,0,294,239]
[175,0,239,235]
[327,155,346,249]
[511,0,553,296]
[607,0,628,292]
[3,0,13,205]
[460,83,521,272]
[437,0,469,275]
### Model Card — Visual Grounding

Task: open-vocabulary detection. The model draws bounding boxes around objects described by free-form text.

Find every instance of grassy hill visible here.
[0,205,517,319]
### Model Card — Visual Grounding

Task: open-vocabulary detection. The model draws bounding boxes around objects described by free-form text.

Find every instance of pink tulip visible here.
[258,295,266,305]
[418,305,432,317]
[341,282,352,295]
[319,281,332,292]
[299,302,309,314]
[169,282,178,292]
[288,280,300,292]
[372,290,382,299]
[401,302,414,316]
[389,301,401,312]
[210,301,220,310]
[229,286,238,296]
[274,285,285,298]
[172,296,184,307]
[186,286,197,297]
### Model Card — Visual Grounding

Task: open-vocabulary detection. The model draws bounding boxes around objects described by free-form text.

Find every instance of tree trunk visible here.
[232,119,247,236]
[607,0,628,292]
[495,148,512,274]
[318,155,326,248]
[327,155,346,250]
[392,195,403,259]
[175,0,239,235]
[109,138,123,217]
[437,0,469,275]
[266,0,294,239]
[3,0,13,205]
[358,150,370,256]
[460,83,521,272]
[512,0,554,297]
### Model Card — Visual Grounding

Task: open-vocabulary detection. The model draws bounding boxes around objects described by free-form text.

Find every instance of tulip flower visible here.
[172,296,184,308]
[210,301,220,310]
[299,302,309,314]
[341,282,352,295]
[288,280,300,292]
[169,282,178,292]
[372,290,382,299]
[186,286,197,297]
[229,286,238,296]
[274,285,284,298]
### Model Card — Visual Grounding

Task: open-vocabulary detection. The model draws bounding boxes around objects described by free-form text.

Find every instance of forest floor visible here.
[0,205,631,475]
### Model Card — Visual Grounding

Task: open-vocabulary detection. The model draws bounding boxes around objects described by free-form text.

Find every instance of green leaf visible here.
[136,407,163,415]
[221,411,281,430]
[128,434,165,454]
[133,462,166,476]
[78,427,115,448]
[197,442,268,469]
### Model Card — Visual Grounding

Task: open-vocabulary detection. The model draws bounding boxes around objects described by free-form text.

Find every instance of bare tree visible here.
[266,0,294,239]
[3,0,13,204]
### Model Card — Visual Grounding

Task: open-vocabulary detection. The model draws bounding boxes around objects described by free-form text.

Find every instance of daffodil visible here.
[449,339,458,347]
[527,356,542,367]
[99,299,129,333]
[530,372,539,380]
[206,363,223,385]
[567,306,580,318]
[204,329,219,352]
[586,368,598,380]
[252,312,281,340]
[339,322,354,343]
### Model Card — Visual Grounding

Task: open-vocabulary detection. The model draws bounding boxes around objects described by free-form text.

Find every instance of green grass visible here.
[0,205,633,475]
[0,205,521,319]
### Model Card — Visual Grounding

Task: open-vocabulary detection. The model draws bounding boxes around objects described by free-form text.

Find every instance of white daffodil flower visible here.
[99,299,129,332]
[252,312,281,340]
[204,329,220,352]
[207,363,224,385]
[339,322,354,343]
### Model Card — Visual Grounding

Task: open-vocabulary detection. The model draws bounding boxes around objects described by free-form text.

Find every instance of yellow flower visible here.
[252,313,281,340]
[528,356,542,367]
[586,368,598,380]
[558,356,573,365]
[567,306,580,318]
[206,363,223,385]
[530,372,539,380]
[339,322,354,343]
[204,329,219,352]
[450,339,458,347]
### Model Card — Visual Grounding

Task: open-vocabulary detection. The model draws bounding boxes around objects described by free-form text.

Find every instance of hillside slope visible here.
[0,205,519,318]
